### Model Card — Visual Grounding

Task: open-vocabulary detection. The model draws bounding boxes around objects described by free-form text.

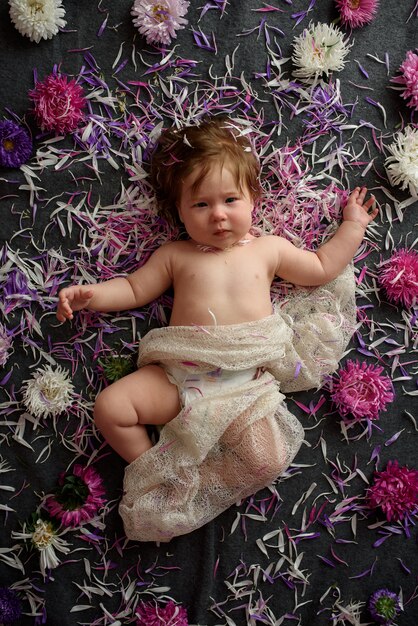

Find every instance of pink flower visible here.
[391,49,418,112]
[29,74,86,134]
[335,0,379,28]
[131,0,190,46]
[46,464,106,527]
[136,600,188,625]
[330,360,394,421]
[378,248,418,309]
[367,460,418,522]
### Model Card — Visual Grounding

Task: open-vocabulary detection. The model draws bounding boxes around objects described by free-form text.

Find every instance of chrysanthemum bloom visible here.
[0,586,22,623]
[46,464,106,527]
[0,323,13,366]
[131,0,190,46]
[12,518,71,577]
[335,0,379,29]
[368,589,401,625]
[99,354,135,382]
[292,22,352,82]
[367,460,418,522]
[9,0,66,44]
[391,49,418,112]
[331,360,394,421]
[378,248,418,309]
[22,364,75,418]
[384,126,418,196]
[136,600,189,626]
[29,74,86,134]
[0,119,32,168]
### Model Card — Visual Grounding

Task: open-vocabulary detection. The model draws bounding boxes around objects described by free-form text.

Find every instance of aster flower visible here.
[0,119,32,168]
[335,0,379,29]
[12,517,71,577]
[378,248,418,309]
[391,49,418,112]
[9,0,66,44]
[384,126,418,196]
[131,0,190,46]
[292,22,352,83]
[330,360,394,421]
[46,464,106,527]
[29,73,86,134]
[99,353,136,382]
[0,323,13,366]
[0,587,22,624]
[368,589,401,625]
[22,364,75,418]
[367,460,418,522]
[136,600,189,625]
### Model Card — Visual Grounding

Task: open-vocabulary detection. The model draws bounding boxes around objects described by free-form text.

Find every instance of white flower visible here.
[0,323,13,367]
[22,364,75,418]
[12,518,71,577]
[9,0,66,44]
[385,126,418,196]
[131,0,190,46]
[292,22,352,83]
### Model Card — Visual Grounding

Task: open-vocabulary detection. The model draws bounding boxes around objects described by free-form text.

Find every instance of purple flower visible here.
[131,0,190,46]
[335,0,379,28]
[391,49,418,112]
[378,248,418,309]
[368,589,401,625]
[367,460,418,522]
[0,587,22,623]
[136,600,189,625]
[330,360,394,421]
[0,119,32,168]
[46,464,106,527]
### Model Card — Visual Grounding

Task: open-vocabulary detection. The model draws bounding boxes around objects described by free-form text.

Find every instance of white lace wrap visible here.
[119,265,355,542]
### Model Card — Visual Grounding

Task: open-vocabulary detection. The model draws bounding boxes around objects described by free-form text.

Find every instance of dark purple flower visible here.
[0,119,32,168]
[368,588,401,625]
[367,460,418,522]
[136,600,188,625]
[0,587,22,623]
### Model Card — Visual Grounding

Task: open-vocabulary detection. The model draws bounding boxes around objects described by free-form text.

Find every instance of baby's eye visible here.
[225,197,238,204]
[193,201,207,208]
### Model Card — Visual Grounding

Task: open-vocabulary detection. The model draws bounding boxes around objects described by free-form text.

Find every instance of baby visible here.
[57,117,377,541]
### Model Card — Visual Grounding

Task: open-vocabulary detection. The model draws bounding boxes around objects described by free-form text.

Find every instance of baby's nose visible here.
[211,204,227,220]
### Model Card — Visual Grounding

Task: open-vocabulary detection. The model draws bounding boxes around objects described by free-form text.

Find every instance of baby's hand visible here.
[56,286,94,322]
[343,187,379,228]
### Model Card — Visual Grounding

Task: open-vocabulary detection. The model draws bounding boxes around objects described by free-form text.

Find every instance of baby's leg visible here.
[94,365,180,463]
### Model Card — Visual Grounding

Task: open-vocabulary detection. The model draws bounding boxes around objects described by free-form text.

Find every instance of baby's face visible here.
[177,162,254,249]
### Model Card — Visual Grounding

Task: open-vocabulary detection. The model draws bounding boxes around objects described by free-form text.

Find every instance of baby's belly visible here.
[169,299,274,327]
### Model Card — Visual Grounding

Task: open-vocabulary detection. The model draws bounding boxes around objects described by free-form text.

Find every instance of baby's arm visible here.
[56,245,173,322]
[274,187,378,286]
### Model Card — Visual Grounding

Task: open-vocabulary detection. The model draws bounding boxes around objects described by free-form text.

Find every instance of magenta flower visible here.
[46,464,106,527]
[378,248,418,309]
[391,49,418,111]
[136,600,188,625]
[0,119,32,168]
[29,73,86,134]
[131,0,190,46]
[330,360,394,421]
[367,460,418,522]
[335,0,379,28]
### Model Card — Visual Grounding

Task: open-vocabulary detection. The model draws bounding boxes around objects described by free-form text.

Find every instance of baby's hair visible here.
[150,116,262,225]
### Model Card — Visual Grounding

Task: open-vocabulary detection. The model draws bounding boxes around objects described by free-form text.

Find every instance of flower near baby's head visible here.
[335,0,379,29]
[378,248,418,309]
[367,460,418,522]
[292,22,352,83]
[131,0,190,46]
[384,126,418,196]
[0,119,32,168]
[12,516,71,577]
[330,360,394,421]
[9,0,66,44]
[29,73,86,134]
[0,586,22,624]
[22,364,75,418]
[46,464,106,527]
[368,588,401,625]
[136,600,189,626]
[391,49,418,112]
